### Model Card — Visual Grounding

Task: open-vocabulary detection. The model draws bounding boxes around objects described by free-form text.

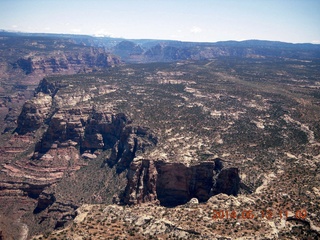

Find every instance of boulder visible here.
[81,153,97,160]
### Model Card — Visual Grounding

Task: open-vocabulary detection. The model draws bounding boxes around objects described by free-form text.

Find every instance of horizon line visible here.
[0,29,319,45]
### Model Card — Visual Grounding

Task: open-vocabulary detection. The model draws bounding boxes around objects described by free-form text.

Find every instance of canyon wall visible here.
[121,158,240,207]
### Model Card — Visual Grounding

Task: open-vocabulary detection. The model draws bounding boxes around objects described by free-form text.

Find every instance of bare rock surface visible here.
[121,159,240,207]
[1,55,320,239]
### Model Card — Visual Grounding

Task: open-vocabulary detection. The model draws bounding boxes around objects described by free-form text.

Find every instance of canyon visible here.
[0,32,319,239]
[1,74,242,238]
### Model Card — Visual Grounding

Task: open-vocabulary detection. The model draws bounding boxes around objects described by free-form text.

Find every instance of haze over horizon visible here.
[1,0,320,44]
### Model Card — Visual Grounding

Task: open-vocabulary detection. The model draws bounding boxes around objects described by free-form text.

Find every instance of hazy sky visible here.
[1,0,320,43]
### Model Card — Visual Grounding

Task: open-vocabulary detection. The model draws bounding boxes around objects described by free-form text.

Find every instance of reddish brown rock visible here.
[16,92,52,134]
[214,168,240,196]
[12,50,121,76]
[106,125,158,173]
[33,192,56,214]
[121,159,158,205]
[121,159,240,207]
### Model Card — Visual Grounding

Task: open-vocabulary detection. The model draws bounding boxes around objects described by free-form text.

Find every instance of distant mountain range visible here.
[1,30,320,63]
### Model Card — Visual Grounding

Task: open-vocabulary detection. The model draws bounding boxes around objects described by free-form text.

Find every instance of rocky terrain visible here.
[0,55,319,239]
[0,32,121,134]
[2,31,320,135]
[31,194,320,240]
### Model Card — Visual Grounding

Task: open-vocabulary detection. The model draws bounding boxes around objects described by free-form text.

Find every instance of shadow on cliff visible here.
[119,158,242,208]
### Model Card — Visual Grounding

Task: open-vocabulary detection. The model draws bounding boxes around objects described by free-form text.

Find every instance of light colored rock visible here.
[81,153,97,160]
[41,154,54,161]
[188,198,199,205]
[74,204,94,224]
[312,187,320,197]
[208,193,229,203]
[144,219,175,235]
[135,215,154,226]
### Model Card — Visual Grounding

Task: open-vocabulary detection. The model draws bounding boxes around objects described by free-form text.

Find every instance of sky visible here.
[1,0,320,43]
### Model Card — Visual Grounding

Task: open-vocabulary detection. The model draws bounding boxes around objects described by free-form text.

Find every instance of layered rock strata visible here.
[11,48,121,76]
[121,158,240,207]
[0,72,244,238]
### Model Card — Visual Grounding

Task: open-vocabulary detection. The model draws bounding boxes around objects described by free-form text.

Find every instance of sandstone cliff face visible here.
[28,100,158,163]
[16,92,52,134]
[17,78,158,169]
[107,125,158,173]
[33,109,154,159]
[121,159,158,205]
[121,158,240,207]
[12,48,121,75]
[16,77,118,135]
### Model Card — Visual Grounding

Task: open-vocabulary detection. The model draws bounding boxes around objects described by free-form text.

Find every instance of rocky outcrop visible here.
[113,40,144,60]
[107,125,158,173]
[15,92,52,134]
[33,108,156,160]
[121,159,158,205]
[121,158,241,207]
[13,57,34,74]
[35,201,79,230]
[33,191,56,214]
[16,76,121,136]
[12,49,121,75]
[35,78,59,96]
[214,168,240,196]
[114,41,144,54]
[82,112,130,152]
[144,44,192,62]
